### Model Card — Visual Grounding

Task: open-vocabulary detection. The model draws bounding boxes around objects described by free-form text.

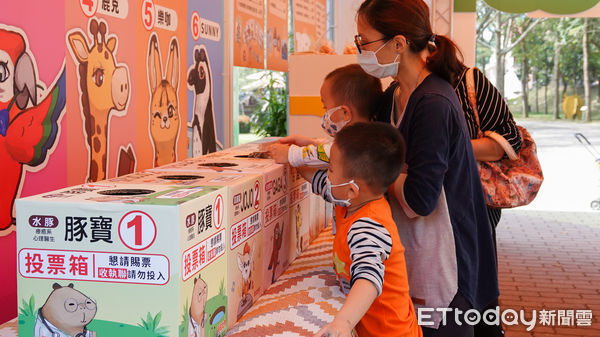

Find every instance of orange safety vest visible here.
[333,197,422,337]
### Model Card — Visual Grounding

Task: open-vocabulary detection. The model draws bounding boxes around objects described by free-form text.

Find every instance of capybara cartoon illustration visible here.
[188,275,207,337]
[34,283,97,337]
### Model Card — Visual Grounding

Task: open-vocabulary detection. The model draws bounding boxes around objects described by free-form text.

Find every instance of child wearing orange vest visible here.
[299,122,422,337]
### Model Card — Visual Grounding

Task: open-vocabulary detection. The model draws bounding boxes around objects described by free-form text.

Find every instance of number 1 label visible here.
[119,211,157,251]
[214,194,224,229]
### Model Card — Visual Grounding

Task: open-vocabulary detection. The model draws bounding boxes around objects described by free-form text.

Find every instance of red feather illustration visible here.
[0,28,66,232]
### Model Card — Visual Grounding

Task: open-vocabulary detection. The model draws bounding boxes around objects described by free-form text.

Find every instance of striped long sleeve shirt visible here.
[311,169,392,295]
[454,67,522,153]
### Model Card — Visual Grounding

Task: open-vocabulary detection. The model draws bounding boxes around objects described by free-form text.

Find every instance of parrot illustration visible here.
[0,27,66,233]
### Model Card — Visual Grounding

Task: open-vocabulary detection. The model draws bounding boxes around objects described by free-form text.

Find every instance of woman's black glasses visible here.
[354,34,387,54]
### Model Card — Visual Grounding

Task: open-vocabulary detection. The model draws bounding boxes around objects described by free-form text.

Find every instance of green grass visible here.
[18,315,165,337]
[18,296,170,337]
[19,296,36,318]
[179,299,190,337]
[138,312,169,336]
[506,84,600,122]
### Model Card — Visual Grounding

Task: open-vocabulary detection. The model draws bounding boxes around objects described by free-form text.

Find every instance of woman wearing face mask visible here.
[355,1,501,336]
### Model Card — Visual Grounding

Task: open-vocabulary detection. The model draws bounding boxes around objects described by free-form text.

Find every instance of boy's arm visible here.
[278,134,323,147]
[347,217,391,295]
[297,167,319,183]
[314,279,377,337]
[267,143,291,164]
[314,217,392,337]
[306,169,334,203]
[288,142,331,167]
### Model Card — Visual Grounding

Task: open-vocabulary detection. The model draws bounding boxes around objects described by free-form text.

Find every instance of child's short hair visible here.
[334,122,405,194]
[324,64,382,120]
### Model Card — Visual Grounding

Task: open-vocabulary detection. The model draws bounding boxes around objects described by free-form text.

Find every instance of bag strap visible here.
[465,68,483,138]
[465,67,519,160]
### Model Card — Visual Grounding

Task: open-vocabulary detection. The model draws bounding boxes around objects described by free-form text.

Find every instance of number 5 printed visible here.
[142,0,155,31]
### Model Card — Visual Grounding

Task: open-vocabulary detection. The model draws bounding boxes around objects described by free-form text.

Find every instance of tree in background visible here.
[477,4,599,122]
[476,2,542,96]
[250,72,288,137]
[583,18,591,122]
[590,19,600,106]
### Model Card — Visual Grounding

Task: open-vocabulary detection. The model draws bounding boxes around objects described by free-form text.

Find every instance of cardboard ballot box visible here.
[217,141,327,258]
[220,141,327,259]
[207,153,292,290]
[158,151,293,290]
[143,162,266,327]
[16,183,229,337]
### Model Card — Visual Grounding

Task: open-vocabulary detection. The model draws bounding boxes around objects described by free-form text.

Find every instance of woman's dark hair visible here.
[358,0,465,85]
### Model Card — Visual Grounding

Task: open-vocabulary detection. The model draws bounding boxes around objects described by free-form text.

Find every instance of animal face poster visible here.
[0,2,67,323]
[136,0,188,170]
[65,3,136,184]
[187,0,225,157]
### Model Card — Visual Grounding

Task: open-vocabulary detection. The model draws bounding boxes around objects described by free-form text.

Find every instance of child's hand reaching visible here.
[314,318,354,337]
[267,143,291,164]
[278,134,319,147]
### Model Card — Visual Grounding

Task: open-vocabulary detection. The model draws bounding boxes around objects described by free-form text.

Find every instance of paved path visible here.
[518,120,600,214]
[498,120,600,336]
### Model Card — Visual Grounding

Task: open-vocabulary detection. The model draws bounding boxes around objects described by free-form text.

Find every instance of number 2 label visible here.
[119,211,157,251]
[254,181,260,209]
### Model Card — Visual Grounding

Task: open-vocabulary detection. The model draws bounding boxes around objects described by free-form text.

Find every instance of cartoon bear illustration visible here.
[188,275,207,337]
[187,45,217,156]
[34,283,97,337]
[236,242,254,319]
[268,221,284,284]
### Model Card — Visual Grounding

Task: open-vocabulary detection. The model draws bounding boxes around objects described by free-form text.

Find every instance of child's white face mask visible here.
[321,106,348,137]
[325,176,359,207]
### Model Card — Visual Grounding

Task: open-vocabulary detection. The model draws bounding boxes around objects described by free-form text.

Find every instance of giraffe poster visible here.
[0,1,67,323]
[187,0,225,157]
[65,1,137,184]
